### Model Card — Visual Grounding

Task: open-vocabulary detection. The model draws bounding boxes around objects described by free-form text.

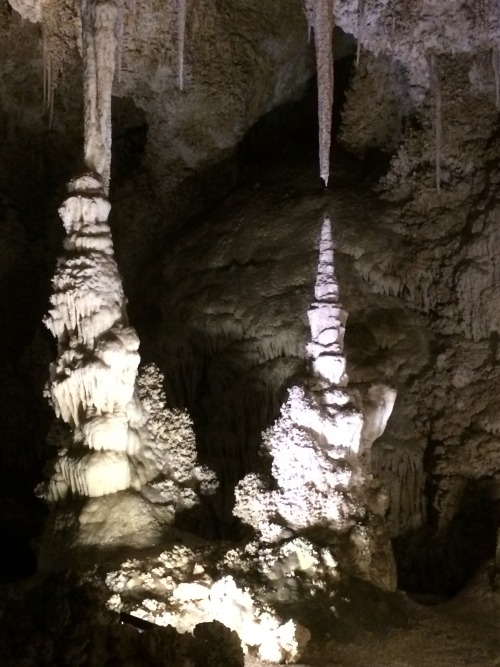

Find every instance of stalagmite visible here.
[306,215,348,388]
[43,174,156,502]
[311,0,334,186]
[234,215,396,589]
[236,219,374,534]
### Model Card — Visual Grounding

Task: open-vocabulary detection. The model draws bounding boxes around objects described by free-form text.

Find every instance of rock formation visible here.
[41,0,153,503]
[42,173,155,502]
[39,0,216,556]
[234,216,396,590]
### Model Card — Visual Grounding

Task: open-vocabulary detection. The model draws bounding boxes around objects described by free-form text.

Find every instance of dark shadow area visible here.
[124,52,355,338]
[279,575,409,647]
[393,478,497,598]
[157,340,301,540]
[111,96,148,184]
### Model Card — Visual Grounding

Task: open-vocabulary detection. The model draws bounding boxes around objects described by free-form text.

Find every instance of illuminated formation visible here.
[234,216,396,588]
[41,0,155,501]
[307,213,349,388]
[43,174,156,501]
[102,217,397,664]
[234,217,363,539]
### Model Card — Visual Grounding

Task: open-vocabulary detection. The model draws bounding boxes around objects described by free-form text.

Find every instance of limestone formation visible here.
[42,173,156,502]
[81,0,119,189]
[308,0,334,186]
[234,216,396,590]
[306,215,348,388]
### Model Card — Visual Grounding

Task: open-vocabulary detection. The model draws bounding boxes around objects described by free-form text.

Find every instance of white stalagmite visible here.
[43,174,155,502]
[234,217,396,591]
[310,0,334,186]
[41,1,156,503]
[41,0,209,508]
[235,217,363,537]
[306,215,348,388]
[81,0,119,189]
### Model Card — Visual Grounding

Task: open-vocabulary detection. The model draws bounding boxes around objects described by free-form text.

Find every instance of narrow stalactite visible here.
[81,0,119,190]
[304,0,314,43]
[311,0,334,187]
[493,47,500,110]
[356,0,365,67]
[177,0,187,90]
[430,53,442,195]
[41,26,55,127]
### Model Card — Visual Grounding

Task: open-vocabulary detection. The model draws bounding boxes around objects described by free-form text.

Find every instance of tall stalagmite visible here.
[307,214,348,388]
[42,0,156,503]
[234,216,396,589]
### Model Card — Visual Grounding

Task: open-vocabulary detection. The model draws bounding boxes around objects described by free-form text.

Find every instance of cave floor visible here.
[314,603,500,666]
[248,571,500,667]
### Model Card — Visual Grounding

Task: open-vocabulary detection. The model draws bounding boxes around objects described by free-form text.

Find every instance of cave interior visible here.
[1,0,500,665]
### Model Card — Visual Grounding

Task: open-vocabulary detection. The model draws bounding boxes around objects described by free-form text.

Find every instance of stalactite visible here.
[81,0,119,190]
[356,0,365,67]
[493,47,500,110]
[42,26,55,127]
[304,0,314,42]
[177,0,187,91]
[371,445,425,537]
[430,53,442,194]
[311,0,334,187]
